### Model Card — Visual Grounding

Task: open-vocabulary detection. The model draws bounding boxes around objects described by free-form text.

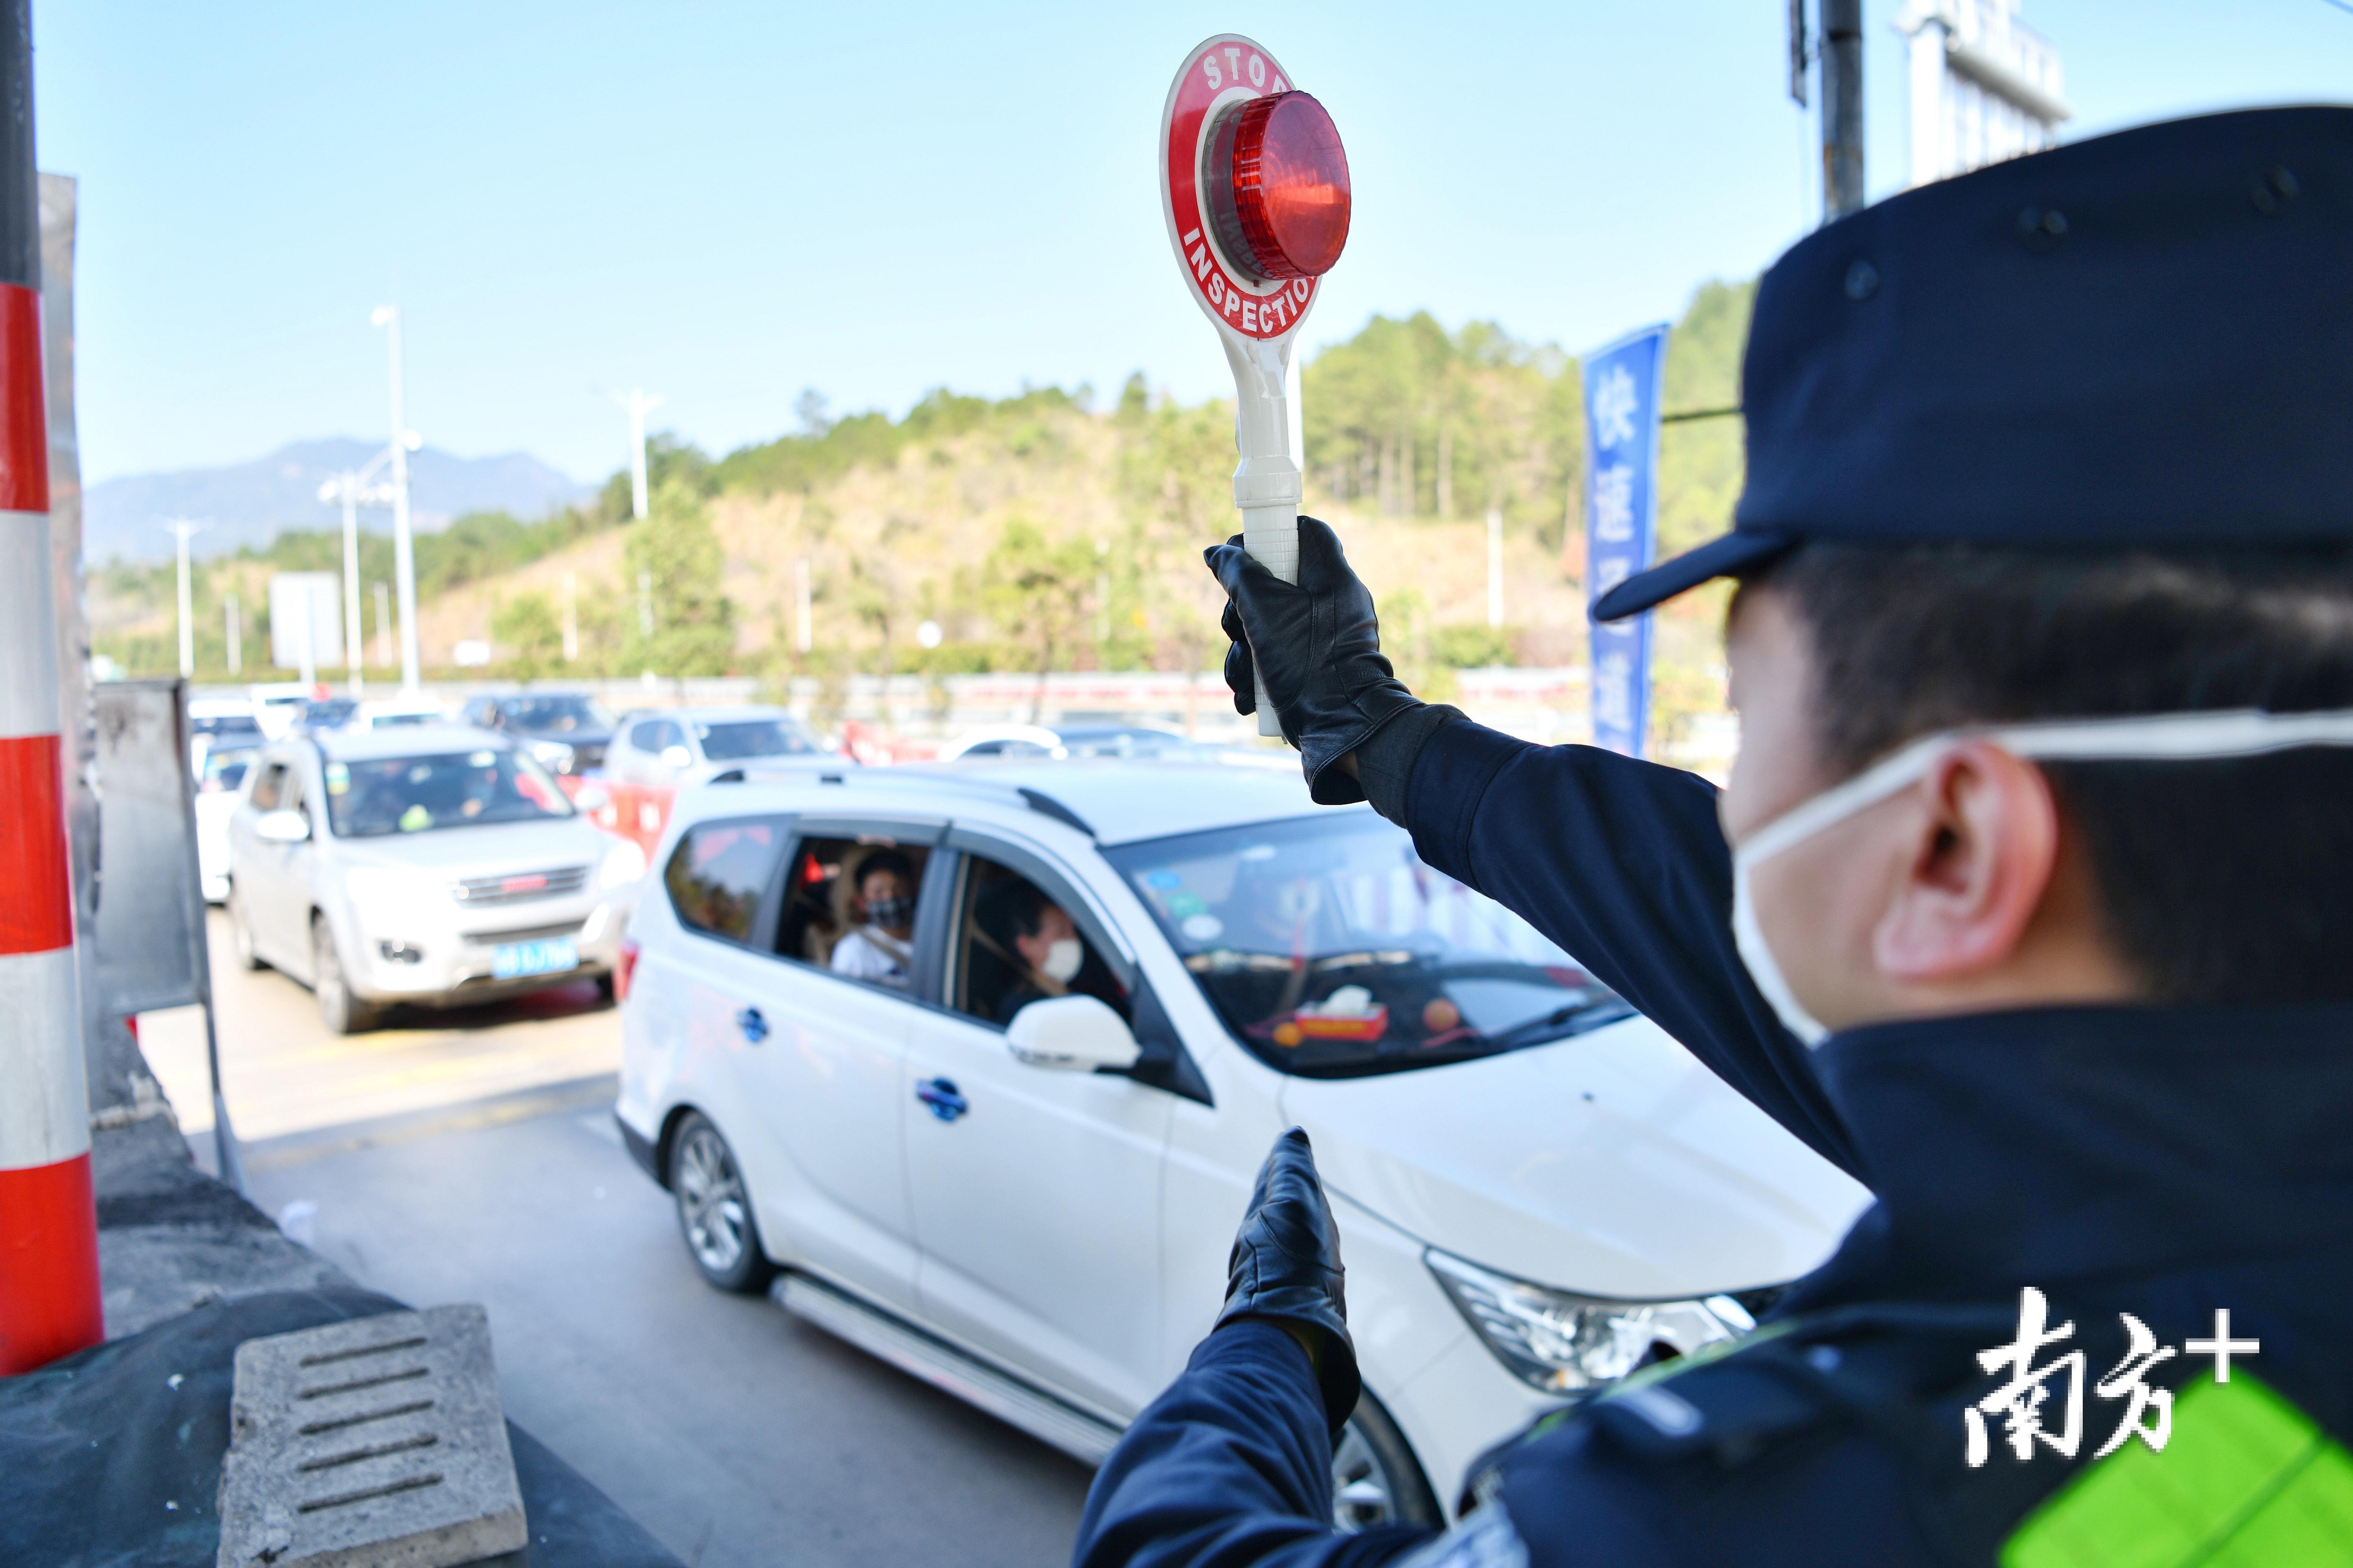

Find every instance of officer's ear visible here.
[1873,743,2061,987]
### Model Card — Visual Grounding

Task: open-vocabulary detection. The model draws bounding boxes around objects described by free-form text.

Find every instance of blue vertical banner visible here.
[1583,324,1669,758]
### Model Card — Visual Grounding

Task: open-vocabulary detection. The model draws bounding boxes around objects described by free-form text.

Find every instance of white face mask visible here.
[1729,707,2353,1048]
[1040,937,1084,984]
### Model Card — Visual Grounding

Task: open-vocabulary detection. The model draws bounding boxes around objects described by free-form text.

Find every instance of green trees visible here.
[982,518,1098,713]
[1300,311,1582,547]
[621,477,737,676]
[1654,279,1753,558]
[1115,382,1239,676]
[491,591,564,679]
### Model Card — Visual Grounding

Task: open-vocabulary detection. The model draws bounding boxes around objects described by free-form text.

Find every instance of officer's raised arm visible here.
[1087,105,2353,1568]
[1205,520,1854,1175]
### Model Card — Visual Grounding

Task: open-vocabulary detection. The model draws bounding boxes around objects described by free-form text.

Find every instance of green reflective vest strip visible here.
[2002,1372,2353,1568]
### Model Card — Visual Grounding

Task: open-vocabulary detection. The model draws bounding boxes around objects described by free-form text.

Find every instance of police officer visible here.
[1072,108,2353,1567]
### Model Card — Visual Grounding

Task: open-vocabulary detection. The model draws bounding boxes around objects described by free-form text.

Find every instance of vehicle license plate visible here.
[494,936,578,979]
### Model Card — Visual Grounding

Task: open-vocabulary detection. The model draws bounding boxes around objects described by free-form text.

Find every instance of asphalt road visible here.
[144,912,1097,1568]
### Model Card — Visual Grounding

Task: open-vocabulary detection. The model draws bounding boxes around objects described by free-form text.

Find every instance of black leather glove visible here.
[1205,516,1424,806]
[1215,1128,1361,1435]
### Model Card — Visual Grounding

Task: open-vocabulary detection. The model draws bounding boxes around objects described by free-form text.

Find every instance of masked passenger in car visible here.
[828,849,916,989]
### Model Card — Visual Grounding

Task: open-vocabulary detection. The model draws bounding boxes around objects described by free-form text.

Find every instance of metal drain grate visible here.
[216,1305,526,1568]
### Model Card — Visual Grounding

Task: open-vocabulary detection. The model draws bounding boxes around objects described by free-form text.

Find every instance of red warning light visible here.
[1206,91,1350,284]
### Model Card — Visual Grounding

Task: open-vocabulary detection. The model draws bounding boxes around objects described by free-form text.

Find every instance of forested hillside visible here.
[94,279,1755,749]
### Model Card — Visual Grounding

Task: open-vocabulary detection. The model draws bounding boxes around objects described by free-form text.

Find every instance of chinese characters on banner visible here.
[1582,325,1669,758]
[1966,1287,2260,1465]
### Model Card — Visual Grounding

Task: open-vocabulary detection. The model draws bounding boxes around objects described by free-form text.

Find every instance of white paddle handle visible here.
[1239,506,1297,735]
[1226,335,1301,742]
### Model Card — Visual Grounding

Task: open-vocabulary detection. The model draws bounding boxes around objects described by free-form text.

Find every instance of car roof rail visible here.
[1017,787,1094,838]
[708,761,1097,837]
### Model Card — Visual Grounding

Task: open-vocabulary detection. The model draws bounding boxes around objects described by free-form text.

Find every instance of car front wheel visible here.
[1332,1390,1443,1531]
[311,914,378,1034]
[669,1113,774,1294]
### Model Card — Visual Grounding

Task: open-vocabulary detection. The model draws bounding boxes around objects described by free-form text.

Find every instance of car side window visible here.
[774,835,930,990]
[248,762,285,811]
[664,818,790,944]
[949,854,1128,1028]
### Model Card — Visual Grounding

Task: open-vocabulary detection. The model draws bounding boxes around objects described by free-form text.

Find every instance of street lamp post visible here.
[372,306,423,690]
[318,451,397,697]
[161,517,209,678]
[611,388,663,520]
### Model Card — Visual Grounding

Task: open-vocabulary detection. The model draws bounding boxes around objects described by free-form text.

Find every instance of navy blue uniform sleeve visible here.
[1073,1321,1432,1568]
[1405,719,1859,1178]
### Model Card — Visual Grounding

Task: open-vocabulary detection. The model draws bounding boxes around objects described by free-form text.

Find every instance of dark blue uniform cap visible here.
[1593,106,2353,623]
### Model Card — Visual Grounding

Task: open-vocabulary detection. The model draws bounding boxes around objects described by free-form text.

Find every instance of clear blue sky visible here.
[34,1,2353,486]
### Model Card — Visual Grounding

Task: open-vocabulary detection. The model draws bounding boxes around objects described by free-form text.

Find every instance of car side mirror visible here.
[1005,995,1142,1073]
[255,808,311,844]
[661,745,692,768]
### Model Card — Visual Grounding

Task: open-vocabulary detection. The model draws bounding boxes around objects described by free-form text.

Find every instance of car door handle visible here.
[735,1006,769,1044]
[915,1077,968,1123]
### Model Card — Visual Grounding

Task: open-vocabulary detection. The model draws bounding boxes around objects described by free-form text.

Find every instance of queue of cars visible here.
[197,687,1862,1524]
[204,687,824,1031]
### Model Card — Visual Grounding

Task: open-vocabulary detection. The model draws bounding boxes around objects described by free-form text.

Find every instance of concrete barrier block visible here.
[216,1304,526,1568]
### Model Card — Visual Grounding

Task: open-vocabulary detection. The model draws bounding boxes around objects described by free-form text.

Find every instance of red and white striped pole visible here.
[0,0,101,1376]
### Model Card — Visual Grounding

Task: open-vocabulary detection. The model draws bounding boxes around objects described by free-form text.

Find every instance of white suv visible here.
[615,759,1867,1527]
[226,726,643,1031]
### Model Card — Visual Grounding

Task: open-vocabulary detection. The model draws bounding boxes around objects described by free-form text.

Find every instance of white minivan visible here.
[614,759,1868,1527]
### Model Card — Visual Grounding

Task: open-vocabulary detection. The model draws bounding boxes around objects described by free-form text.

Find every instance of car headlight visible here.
[598,836,648,890]
[1424,1247,1755,1394]
[531,740,576,773]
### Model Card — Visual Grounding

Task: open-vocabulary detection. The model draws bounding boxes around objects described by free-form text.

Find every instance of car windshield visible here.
[499,696,612,732]
[695,718,821,761]
[200,746,256,793]
[324,747,575,837]
[1105,811,1633,1078]
[193,714,262,739]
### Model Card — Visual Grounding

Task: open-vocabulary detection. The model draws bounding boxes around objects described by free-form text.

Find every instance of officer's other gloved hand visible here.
[1205,516,1421,806]
[1215,1127,1361,1437]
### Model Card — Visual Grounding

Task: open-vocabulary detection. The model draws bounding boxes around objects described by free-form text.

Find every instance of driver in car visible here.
[975,877,1088,1023]
[828,850,917,990]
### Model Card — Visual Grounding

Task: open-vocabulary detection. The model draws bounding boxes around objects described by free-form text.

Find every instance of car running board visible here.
[773,1272,1125,1465]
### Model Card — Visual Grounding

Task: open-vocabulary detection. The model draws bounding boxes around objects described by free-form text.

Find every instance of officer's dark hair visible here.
[1745,541,2353,1006]
[856,850,914,890]
[976,874,1052,950]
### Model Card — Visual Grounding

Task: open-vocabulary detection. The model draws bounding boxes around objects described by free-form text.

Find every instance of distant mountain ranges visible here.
[84,439,593,564]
